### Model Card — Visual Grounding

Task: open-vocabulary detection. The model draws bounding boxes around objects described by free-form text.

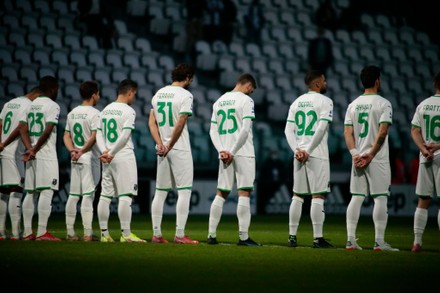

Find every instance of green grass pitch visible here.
[0,213,438,292]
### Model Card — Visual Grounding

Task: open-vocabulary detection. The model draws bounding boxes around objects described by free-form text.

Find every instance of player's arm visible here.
[284,121,298,152]
[209,120,223,153]
[63,130,77,161]
[80,131,97,154]
[360,123,389,167]
[304,119,329,156]
[411,125,433,160]
[108,128,131,157]
[32,123,56,154]
[166,113,188,151]
[148,109,167,155]
[0,123,23,151]
[230,118,252,155]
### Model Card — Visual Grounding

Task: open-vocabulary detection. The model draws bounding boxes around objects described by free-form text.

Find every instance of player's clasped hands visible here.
[22,148,36,162]
[99,150,113,164]
[295,148,309,163]
[155,144,169,157]
[220,150,233,165]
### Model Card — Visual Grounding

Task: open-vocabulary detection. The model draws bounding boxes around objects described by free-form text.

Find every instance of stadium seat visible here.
[52,0,69,14]
[126,0,148,17]
[235,57,252,72]
[123,52,141,69]
[14,48,32,64]
[112,68,130,83]
[8,30,27,47]
[94,67,112,85]
[46,32,63,48]
[57,65,76,84]
[270,27,287,42]
[38,65,57,78]
[218,56,235,72]
[88,50,106,68]
[134,37,153,53]
[262,43,278,59]
[76,66,94,82]
[52,49,70,65]
[130,69,148,86]
[264,9,280,26]
[15,0,32,12]
[0,47,13,64]
[278,43,295,59]
[40,15,57,32]
[259,73,275,90]
[252,58,268,74]
[1,63,19,82]
[32,48,51,65]
[117,35,135,52]
[70,50,88,67]
[64,32,82,50]
[58,15,76,33]
[106,50,123,67]
[7,81,25,97]
[21,13,39,31]
[147,71,165,88]
[158,55,175,71]
[383,30,399,45]
[27,31,45,48]
[82,35,99,51]
[229,42,245,56]
[34,0,51,13]
[246,43,262,58]
[20,65,38,82]
[141,54,159,70]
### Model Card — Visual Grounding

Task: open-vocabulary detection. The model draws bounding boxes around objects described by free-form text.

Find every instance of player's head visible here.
[118,79,138,105]
[80,81,100,106]
[360,65,381,90]
[305,70,327,94]
[236,73,257,95]
[434,71,440,91]
[172,63,195,89]
[39,75,59,101]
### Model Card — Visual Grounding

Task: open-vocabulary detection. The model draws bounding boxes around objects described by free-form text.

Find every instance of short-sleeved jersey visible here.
[411,95,440,163]
[286,91,333,159]
[344,94,392,163]
[25,96,60,160]
[0,96,31,159]
[151,85,193,151]
[211,91,255,157]
[65,105,101,164]
[98,102,135,159]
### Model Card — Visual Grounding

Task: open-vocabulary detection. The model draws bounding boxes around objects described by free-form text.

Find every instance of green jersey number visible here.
[73,122,85,146]
[102,118,118,143]
[295,110,317,136]
[422,114,440,141]
[217,108,238,135]
[2,111,13,134]
[358,112,369,138]
[157,101,174,127]
[28,112,44,137]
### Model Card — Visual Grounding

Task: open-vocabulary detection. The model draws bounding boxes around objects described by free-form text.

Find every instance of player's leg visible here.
[288,159,307,247]
[208,158,233,243]
[151,156,171,242]
[36,189,55,238]
[8,191,22,239]
[171,150,198,244]
[80,194,94,239]
[412,161,434,252]
[308,158,332,248]
[346,165,368,250]
[118,195,132,237]
[0,192,8,239]
[65,195,80,239]
[98,164,114,242]
[22,160,37,239]
[235,157,260,246]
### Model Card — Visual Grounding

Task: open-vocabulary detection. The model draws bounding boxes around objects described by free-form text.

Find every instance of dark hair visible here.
[434,72,440,90]
[38,75,58,100]
[80,81,99,100]
[304,70,323,86]
[171,63,195,82]
[237,73,257,89]
[360,65,381,89]
[117,79,138,95]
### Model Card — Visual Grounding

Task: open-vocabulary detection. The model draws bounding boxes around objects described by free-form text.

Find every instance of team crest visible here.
[133,184,138,191]
[52,179,57,185]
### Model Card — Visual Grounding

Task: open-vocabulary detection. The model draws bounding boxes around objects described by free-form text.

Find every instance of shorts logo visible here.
[52,179,57,185]
[133,184,138,191]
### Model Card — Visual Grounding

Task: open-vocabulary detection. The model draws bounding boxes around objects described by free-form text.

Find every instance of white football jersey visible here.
[286,91,333,159]
[65,105,101,164]
[151,85,193,151]
[211,91,255,157]
[411,94,440,163]
[344,94,393,163]
[0,96,32,159]
[99,102,135,159]
[26,96,60,160]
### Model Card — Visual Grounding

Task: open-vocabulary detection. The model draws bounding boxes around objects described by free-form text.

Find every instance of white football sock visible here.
[176,189,191,238]
[37,189,54,236]
[65,195,79,236]
[237,196,251,241]
[346,195,364,241]
[22,192,37,236]
[208,195,225,238]
[289,196,303,235]
[8,192,22,238]
[413,207,428,245]
[373,196,388,244]
[311,198,325,238]
[0,193,8,234]
[118,196,132,236]
[81,194,94,236]
[151,190,168,237]
[98,196,112,235]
